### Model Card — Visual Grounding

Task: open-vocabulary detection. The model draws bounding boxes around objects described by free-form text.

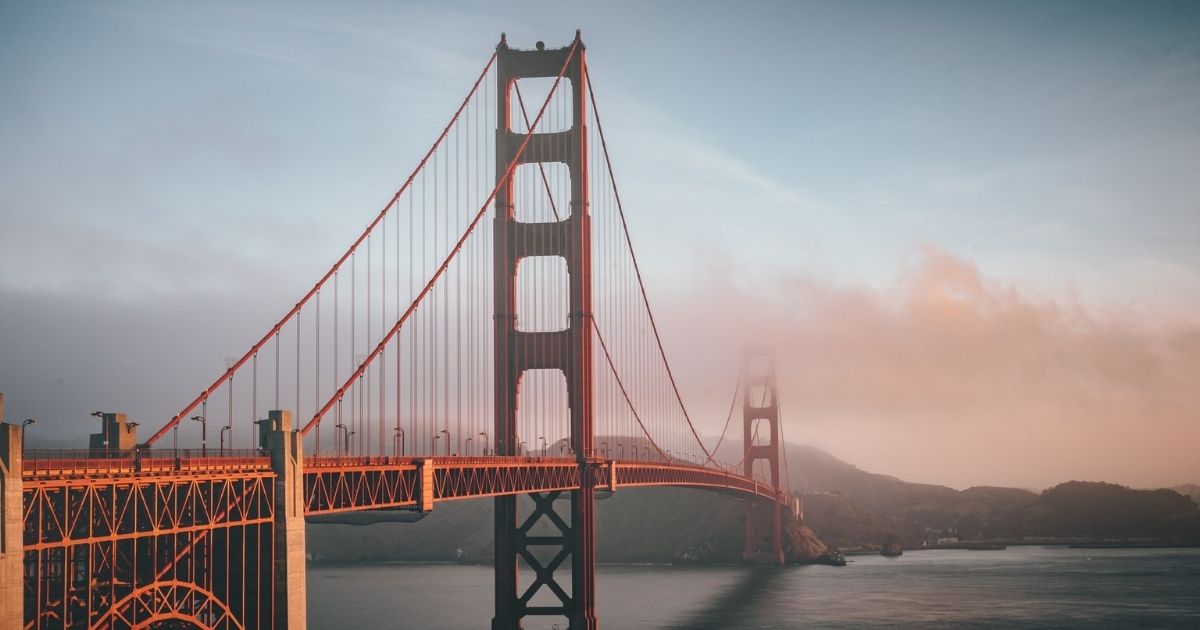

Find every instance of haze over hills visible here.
[1174,484,1200,505]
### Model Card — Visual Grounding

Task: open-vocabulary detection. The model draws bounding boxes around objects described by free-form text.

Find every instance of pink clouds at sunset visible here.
[665,246,1200,490]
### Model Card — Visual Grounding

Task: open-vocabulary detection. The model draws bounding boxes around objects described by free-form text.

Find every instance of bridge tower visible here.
[743,352,785,565]
[492,32,596,629]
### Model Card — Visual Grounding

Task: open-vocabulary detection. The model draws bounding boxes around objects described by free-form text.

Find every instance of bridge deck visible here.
[22,452,780,549]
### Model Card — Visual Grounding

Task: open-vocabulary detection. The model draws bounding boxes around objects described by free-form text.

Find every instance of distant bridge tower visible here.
[743,351,785,565]
[492,32,596,629]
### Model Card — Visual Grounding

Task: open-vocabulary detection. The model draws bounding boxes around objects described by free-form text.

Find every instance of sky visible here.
[1,1,1197,489]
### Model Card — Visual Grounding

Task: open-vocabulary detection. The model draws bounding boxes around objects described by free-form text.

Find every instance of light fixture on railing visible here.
[21,418,36,447]
[189,415,207,454]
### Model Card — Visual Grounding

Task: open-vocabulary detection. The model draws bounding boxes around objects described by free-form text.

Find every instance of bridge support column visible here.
[492,31,596,629]
[1,399,24,630]
[265,409,307,629]
[742,354,785,566]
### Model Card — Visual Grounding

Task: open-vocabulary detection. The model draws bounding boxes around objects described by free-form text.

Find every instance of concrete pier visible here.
[265,410,307,629]
[0,393,24,630]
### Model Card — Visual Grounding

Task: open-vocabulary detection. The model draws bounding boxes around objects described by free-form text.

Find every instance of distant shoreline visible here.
[840,542,1200,556]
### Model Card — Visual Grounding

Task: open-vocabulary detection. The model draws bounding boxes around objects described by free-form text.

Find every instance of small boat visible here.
[818,550,847,566]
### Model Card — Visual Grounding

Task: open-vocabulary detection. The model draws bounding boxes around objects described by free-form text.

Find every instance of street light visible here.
[440,429,450,456]
[219,425,231,453]
[465,436,473,456]
[432,434,440,455]
[335,423,347,456]
[479,432,489,456]
[21,419,35,447]
[190,415,207,455]
[601,441,608,458]
[539,436,548,457]
[345,430,356,455]
[394,427,405,456]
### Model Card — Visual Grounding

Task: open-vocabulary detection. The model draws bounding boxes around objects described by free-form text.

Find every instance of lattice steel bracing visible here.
[304,456,784,514]
[492,32,596,630]
[22,462,276,629]
[742,352,785,565]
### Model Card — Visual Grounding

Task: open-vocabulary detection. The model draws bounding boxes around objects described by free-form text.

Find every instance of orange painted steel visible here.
[21,451,783,628]
[91,580,246,630]
[303,455,782,514]
[22,458,276,629]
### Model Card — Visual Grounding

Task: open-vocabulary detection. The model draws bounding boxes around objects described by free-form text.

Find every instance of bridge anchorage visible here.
[2,31,793,630]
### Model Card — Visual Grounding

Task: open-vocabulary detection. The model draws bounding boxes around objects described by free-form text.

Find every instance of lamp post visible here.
[21,418,35,448]
[189,415,207,455]
[219,425,231,453]
[345,430,356,455]
[479,432,489,456]
[335,423,347,456]
[394,427,405,456]
[439,429,450,456]
[465,436,473,456]
[539,436,548,457]
[601,441,608,458]
[432,434,440,455]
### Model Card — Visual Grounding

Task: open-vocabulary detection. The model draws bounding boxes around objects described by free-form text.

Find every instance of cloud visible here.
[656,245,1200,490]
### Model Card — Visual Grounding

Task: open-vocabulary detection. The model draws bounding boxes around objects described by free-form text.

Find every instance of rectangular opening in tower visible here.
[513,162,571,222]
[516,368,570,457]
[510,77,574,134]
[516,256,569,333]
[749,418,773,446]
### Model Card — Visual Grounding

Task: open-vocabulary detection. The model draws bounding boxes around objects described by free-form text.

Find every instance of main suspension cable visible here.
[585,69,722,467]
[301,41,581,435]
[149,50,499,448]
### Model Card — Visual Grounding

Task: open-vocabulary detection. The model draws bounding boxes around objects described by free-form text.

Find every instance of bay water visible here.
[307,546,1200,628]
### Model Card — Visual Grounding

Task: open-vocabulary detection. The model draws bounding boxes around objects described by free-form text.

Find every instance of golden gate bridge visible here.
[1,32,794,629]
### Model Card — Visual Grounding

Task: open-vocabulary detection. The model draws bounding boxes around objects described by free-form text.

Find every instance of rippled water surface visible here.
[307,546,1200,628]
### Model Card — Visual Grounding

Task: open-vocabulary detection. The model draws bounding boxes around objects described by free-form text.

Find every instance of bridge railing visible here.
[302,454,589,469]
[22,448,270,478]
[304,455,418,469]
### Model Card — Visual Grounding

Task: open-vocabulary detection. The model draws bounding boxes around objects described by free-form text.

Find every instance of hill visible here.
[1173,484,1200,505]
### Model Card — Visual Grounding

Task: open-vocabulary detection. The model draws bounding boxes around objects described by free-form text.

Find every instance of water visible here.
[307,547,1200,628]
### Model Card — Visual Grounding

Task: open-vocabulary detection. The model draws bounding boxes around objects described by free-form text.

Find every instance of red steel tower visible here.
[743,352,785,565]
[492,31,596,629]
